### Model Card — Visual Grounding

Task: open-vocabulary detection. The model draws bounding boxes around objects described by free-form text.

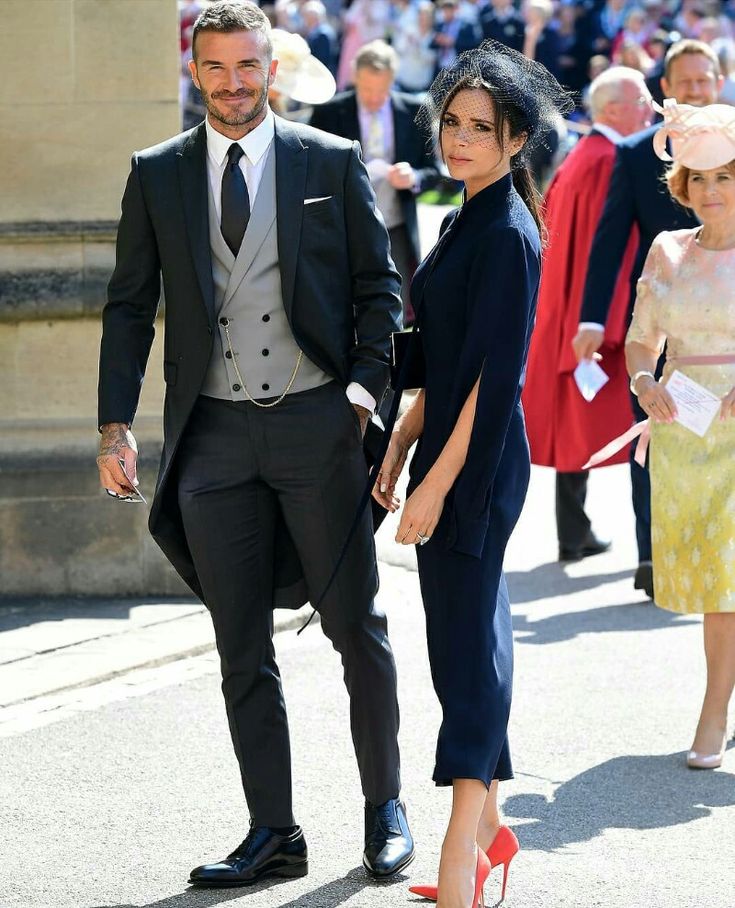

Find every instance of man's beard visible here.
[201,82,269,128]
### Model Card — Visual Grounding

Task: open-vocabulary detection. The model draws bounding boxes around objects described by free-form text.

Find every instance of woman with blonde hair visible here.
[625,100,735,769]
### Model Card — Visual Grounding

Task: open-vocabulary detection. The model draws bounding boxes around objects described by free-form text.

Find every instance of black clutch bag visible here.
[390,328,425,389]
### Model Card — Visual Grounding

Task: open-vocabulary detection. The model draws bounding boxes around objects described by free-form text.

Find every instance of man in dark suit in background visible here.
[311,39,439,324]
[574,39,722,600]
[432,0,483,72]
[97,1,414,890]
[301,0,338,75]
[480,0,525,52]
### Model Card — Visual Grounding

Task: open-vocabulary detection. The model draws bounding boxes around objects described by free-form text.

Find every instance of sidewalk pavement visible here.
[0,596,315,737]
[0,457,667,735]
[2,463,734,908]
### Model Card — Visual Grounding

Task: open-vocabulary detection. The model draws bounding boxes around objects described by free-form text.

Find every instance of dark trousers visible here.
[630,390,652,562]
[555,470,591,548]
[175,384,401,827]
[389,224,417,326]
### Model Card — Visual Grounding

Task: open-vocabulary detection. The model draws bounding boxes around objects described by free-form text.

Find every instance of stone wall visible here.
[0,0,189,597]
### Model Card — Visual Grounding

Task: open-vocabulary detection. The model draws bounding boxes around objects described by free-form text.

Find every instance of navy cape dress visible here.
[408,172,541,786]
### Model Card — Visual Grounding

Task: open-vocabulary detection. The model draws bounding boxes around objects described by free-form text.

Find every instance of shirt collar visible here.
[592,121,623,144]
[357,96,392,121]
[205,106,275,166]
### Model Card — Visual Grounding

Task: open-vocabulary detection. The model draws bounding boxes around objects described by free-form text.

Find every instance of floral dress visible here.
[627,228,735,613]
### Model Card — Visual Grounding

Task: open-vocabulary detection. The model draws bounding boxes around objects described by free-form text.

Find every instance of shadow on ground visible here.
[0,597,199,634]
[506,563,635,604]
[504,749,735,850]
[512,599,698,646]
[92,866,410,908]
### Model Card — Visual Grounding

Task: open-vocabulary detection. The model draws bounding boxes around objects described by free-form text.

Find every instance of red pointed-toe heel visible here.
[474,848,492,907]
[409,848,491,906]
[408,826,520,903]
[487,825,518,902]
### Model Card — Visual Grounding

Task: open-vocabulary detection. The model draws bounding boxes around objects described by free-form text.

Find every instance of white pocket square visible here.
[304,196,332,205]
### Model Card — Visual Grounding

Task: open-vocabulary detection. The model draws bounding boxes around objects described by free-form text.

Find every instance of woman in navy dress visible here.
[374,44,570,907]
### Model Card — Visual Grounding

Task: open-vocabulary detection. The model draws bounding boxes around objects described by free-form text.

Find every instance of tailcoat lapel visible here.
[177,123,216,326]
[343,94,361,142]
[274,117,308,322]
[391,93,409,162]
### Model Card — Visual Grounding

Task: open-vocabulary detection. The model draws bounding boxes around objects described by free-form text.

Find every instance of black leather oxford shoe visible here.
[189,824,308,888]
[559,531,611,563]
[363,798,415,879]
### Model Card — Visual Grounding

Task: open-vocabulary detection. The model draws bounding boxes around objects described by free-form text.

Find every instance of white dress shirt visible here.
[205,111,377,413]
[357,98,403,232]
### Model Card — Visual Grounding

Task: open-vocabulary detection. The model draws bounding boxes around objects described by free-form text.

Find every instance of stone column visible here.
[0,0,189,596]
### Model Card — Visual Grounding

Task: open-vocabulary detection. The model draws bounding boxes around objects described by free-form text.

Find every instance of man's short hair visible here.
[301,0,327,20]
[588,65,647,119]
[664,38,720,80]
[354,40,399,75]
[192,1,272,59]
[526,0,554,23]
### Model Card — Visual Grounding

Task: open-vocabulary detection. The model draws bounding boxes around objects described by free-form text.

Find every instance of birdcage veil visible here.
[416,40,574,167]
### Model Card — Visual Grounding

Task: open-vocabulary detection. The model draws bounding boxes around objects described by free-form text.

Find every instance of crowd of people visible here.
[181,0,735,110]
[98,2,734,905]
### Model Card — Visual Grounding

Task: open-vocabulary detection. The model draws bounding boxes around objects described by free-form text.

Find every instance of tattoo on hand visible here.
[98,424,136,460]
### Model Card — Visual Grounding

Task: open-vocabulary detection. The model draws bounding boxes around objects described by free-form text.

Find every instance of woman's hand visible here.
[372,431,410,512]
[395,479,446,546]
[721,386,735,420]
[636,375,678,423]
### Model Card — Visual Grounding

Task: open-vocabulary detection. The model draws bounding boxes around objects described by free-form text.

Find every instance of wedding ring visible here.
[416,533,430,545]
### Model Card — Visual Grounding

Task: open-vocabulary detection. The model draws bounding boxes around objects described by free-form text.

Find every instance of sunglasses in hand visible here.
[105,458,147,504]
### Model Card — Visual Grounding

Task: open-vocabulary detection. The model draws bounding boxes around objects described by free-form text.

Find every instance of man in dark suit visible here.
[432,0,483,71]
[311,39,439,324]
[97,1,414,889]
[301,0,338,75]
[575,40,723,599]
[480,0,525,52]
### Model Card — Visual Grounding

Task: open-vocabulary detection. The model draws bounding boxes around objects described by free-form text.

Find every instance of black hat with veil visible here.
[416,40,574,169]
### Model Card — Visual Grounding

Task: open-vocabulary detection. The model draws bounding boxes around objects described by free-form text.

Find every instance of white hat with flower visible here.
[270,29,336,106]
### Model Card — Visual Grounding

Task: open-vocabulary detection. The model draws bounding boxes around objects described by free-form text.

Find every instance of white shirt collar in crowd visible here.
[592,122,624,145]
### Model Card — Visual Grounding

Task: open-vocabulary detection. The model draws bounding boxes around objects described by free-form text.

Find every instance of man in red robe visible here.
[522,67,653,561]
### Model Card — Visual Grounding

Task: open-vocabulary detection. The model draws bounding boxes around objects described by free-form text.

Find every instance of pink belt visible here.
[583,353,735,469]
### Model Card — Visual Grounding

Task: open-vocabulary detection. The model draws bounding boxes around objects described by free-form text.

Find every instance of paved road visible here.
[2,461,734,908]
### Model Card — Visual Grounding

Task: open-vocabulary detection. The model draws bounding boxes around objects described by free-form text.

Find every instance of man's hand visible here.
[434,32,455,47]
[352,403,370,437]
[572,327,605,363]
[97,423,139,497]
[387,162,417,191]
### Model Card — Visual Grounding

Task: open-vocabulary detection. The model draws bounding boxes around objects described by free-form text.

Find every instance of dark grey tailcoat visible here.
[98,116,401,610]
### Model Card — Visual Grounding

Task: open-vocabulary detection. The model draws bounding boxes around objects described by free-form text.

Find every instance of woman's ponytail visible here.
[512,163,546,245]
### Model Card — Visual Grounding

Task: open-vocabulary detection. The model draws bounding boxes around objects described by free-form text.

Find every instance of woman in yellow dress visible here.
[625,100,735,770]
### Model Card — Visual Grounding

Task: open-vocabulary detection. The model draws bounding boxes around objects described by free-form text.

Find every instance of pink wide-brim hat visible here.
[653,98,735,170]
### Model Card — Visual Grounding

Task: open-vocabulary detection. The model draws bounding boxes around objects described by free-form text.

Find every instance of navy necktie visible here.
[221,143,250,256]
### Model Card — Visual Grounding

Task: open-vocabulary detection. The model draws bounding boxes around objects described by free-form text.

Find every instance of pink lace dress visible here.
[627,228,735,613]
